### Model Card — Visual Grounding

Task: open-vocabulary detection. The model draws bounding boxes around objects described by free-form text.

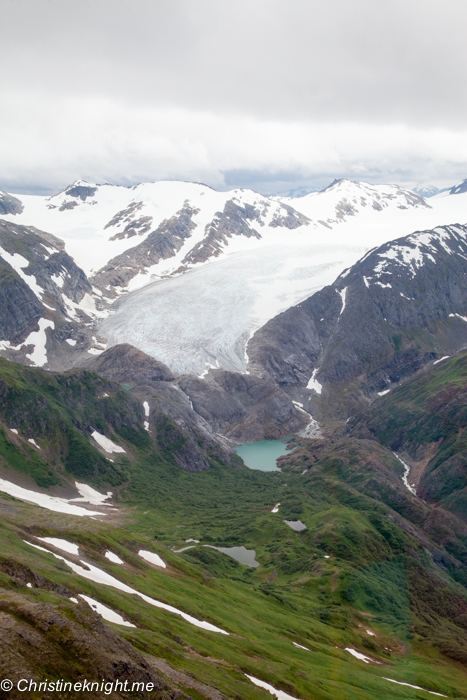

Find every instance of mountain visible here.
[412,184,440,198]
[0,219,106,370]
[1,177,466,381]
[0,179,311,299]
[449,178,467,195]
[276,178,431,225]
[94,179,457,377]
[2,176,467,696]
[248,223,467,420]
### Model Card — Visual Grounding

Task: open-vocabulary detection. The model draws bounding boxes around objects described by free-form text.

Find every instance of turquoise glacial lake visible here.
[235,439,293,471]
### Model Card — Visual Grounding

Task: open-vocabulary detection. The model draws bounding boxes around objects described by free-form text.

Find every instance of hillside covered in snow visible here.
[0,177,466,376]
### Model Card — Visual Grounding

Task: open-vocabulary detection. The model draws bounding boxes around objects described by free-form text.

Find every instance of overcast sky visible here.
[1,0,467,195]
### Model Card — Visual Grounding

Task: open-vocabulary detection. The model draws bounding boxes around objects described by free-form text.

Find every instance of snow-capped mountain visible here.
[0,219,105,369]
[1,180,310,298]
[0,177,437,301]
[275,178,431,225]
[97,180,467,377]
[248,223,467,418]
[412,184,440,198]
[1,177,466,376]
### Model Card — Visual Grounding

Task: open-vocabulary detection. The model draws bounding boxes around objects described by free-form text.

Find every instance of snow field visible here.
[37,537,79,555]
[0,478,105,517]
[91,430,126,454]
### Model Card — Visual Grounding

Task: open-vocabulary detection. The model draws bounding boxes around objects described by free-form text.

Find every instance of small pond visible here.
[235,439,294,471]
[205,545,260,568]
[284,520,307,531]
[174,544,260,567]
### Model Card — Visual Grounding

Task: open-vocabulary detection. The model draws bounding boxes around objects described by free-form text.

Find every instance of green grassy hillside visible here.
[0,356,466,698]
[353,350,467,520]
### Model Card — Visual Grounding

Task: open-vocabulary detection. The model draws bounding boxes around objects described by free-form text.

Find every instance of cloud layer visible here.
[2,0,466,193]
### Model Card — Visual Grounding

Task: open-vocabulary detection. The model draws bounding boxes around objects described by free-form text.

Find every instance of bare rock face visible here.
[180,200,262,267]
[449,178,467,195]
[248,224,467,420]
[0,220,102,368]
[178,369,309,443]
[0,191,23,215]
[84,344,175,383]
[269,202,310,229]
[64,184,98,201]
[0,258,44,344]
[92,203,199,294]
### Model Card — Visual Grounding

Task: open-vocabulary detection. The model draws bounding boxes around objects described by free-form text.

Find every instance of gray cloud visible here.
[1,0,466,193]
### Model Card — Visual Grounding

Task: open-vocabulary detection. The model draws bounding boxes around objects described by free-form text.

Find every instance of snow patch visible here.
[24,319,54,367]
[344,648,380,664]
[338,287,347,315]
[79,594,136,628]
[138,549,166,568]
[37,537,79,555]
[306,368,322,394]
[105,551,124,564]
[0,248,44,298]
[72,481,113,505]
[65,338,77,346]
[293,642,310,650]
[0,479,104,516]
[271,503,280,513]
[382,678,446,697]
[91,430,125,454]
[377,389,390,396]
[449,312,467,323]
[28,438,40,448]
[433,355,449,365]
[246,675,300,700]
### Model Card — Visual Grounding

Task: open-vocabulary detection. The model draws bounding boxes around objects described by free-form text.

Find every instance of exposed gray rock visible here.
[180,200,263,267]
[449,178,467,195]
[178,369,309,443]
[0,258,44,343]
[0,220,101,368]
[64,184,98,200]
[92,202,199,295]
[0,191,23,215]
[269,202,310,229]
[84,343,175,383]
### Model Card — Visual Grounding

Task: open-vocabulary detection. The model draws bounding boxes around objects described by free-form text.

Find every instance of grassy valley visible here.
[0,355,467,698]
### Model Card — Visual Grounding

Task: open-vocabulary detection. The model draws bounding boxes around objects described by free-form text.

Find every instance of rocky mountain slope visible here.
[0,180,311,297]
[248,223,467,420]
[1,177,466,378]
[350,349,467,521]
[84,344,310,446]
[0,219,106,370]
